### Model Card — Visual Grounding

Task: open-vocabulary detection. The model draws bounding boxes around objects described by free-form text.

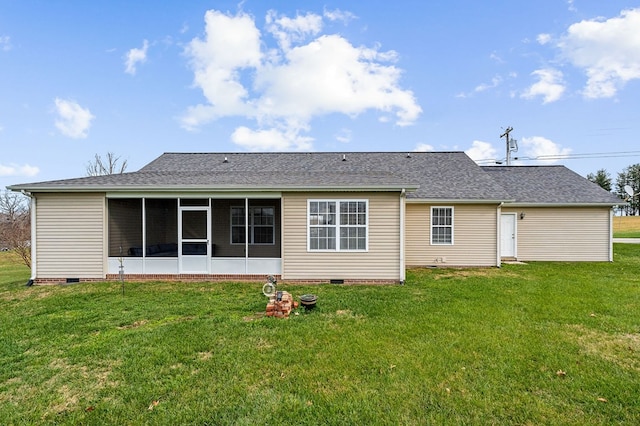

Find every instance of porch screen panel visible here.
[248,199,281,258]
[108,199,142,257]
[145,199,178,257]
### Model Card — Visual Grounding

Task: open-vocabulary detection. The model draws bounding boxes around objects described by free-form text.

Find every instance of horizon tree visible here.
[586,168,612,192]
[615,164,640,216]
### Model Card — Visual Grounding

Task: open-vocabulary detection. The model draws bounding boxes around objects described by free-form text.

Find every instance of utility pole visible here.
[500,126,516,166]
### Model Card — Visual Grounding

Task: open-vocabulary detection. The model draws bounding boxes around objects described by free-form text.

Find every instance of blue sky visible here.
[2,0,640,190]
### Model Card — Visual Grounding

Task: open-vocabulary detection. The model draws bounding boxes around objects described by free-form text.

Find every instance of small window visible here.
[308,200,368,251]
[431,207,453,245]
[231,206,275,245]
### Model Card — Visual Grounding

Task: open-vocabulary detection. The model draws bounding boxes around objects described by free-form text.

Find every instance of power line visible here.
[476,150,640,164]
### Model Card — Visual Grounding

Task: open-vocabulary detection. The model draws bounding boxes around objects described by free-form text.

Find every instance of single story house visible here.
[8,152,622,284]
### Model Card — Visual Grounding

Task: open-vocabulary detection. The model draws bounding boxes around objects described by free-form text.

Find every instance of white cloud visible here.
[54,98,95,139]
[0,35,11,51]
[521,68,566,103]
[474,76,502,93]
[465,141,498,163]
[124,39,149,75]
[266,10,323,51]
[520,136,571,163]
[323,8,357,24]
[231,126,313,151]
[413,143,434,152]
[335,128,351,144]
[0,163,39,177]
[489,51,504,63]
[558,8,640,98]
[536,33,552,45]
[182,8,421,151]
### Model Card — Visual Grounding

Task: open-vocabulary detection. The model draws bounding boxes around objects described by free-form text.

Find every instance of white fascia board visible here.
[503,202,622,208]
[406,198,511,205]
[16,184,419,194]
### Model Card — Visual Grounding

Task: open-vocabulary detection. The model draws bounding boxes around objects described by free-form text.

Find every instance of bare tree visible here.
[86,152,128,176]
[0,190,31,267]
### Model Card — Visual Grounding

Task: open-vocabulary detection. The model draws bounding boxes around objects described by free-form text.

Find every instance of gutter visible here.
[406,198,513,205]
[503,202,622,208]
[8,184,421,193]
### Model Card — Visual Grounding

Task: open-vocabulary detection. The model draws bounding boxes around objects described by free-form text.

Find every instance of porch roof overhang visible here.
[10,183,420,194]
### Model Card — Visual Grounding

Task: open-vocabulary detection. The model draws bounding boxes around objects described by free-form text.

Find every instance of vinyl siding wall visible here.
[502,207,612,261]
[281,192,401,281]
[405,203,498,267]
[35,193,106,279]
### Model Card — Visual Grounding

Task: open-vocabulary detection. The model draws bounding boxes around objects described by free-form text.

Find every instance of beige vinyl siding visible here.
[281,192,400,281]
[405,203,498,267]
[502,207,611,261]
[35,193,106,279]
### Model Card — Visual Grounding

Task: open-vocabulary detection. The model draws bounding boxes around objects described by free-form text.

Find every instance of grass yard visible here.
[614,215,640,238]
[1,248,639,425]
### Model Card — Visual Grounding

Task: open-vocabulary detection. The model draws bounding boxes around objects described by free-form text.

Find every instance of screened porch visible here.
[107,197,281,276]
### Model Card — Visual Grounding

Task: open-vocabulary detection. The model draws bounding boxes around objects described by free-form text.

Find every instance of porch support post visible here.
[245,197,249,274]
[399,189,405,284]
[496,203,503,267]
[142,198,146,274]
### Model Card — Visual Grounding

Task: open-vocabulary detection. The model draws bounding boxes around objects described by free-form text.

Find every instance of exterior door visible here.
[500,213,517,258]
[179,207,210,273]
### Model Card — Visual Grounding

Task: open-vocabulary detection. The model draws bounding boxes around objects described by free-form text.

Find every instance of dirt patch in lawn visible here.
[566,324,640,372]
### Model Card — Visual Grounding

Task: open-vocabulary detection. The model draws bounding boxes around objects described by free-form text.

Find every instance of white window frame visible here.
[230,206,275,245]
[307,199,369,252]
[430,206,454,245]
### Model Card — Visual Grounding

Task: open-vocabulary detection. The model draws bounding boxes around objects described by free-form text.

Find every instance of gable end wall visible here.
[35,193,106,279]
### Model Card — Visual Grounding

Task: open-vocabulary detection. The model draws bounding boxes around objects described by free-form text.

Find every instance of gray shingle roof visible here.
[8,152,512,201]
[9,152,621,205]
[481,166,623,205]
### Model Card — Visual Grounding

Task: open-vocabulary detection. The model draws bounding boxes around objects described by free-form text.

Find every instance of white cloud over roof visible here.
[53,98,95,139]
[182,8,421,151]
[520,136,571,164]
[0,163,39,177]
[558,8,640,99]
[466,141,498,163]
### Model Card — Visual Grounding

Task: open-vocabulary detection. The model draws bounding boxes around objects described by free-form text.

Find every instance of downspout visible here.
[22,190,36,286]
[399,189,406,284]
[609,208,614,262]
[496,202,503,268]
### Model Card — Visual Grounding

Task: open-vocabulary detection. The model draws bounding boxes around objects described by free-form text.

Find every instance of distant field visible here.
[613,216,640,238]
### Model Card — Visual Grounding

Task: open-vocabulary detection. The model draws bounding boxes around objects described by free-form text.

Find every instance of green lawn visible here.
[1,248,639,425]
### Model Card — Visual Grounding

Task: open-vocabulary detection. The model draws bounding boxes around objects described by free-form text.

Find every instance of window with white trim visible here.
[431,206,453,245]
[308,200,368,251]
[231,206,275,245]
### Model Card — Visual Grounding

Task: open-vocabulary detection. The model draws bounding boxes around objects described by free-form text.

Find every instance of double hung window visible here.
[231,206,275,245]
[431,206,453,245]
[308,200,367,251]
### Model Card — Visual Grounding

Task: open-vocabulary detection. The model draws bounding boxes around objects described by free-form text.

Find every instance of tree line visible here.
[587,164,640,216]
